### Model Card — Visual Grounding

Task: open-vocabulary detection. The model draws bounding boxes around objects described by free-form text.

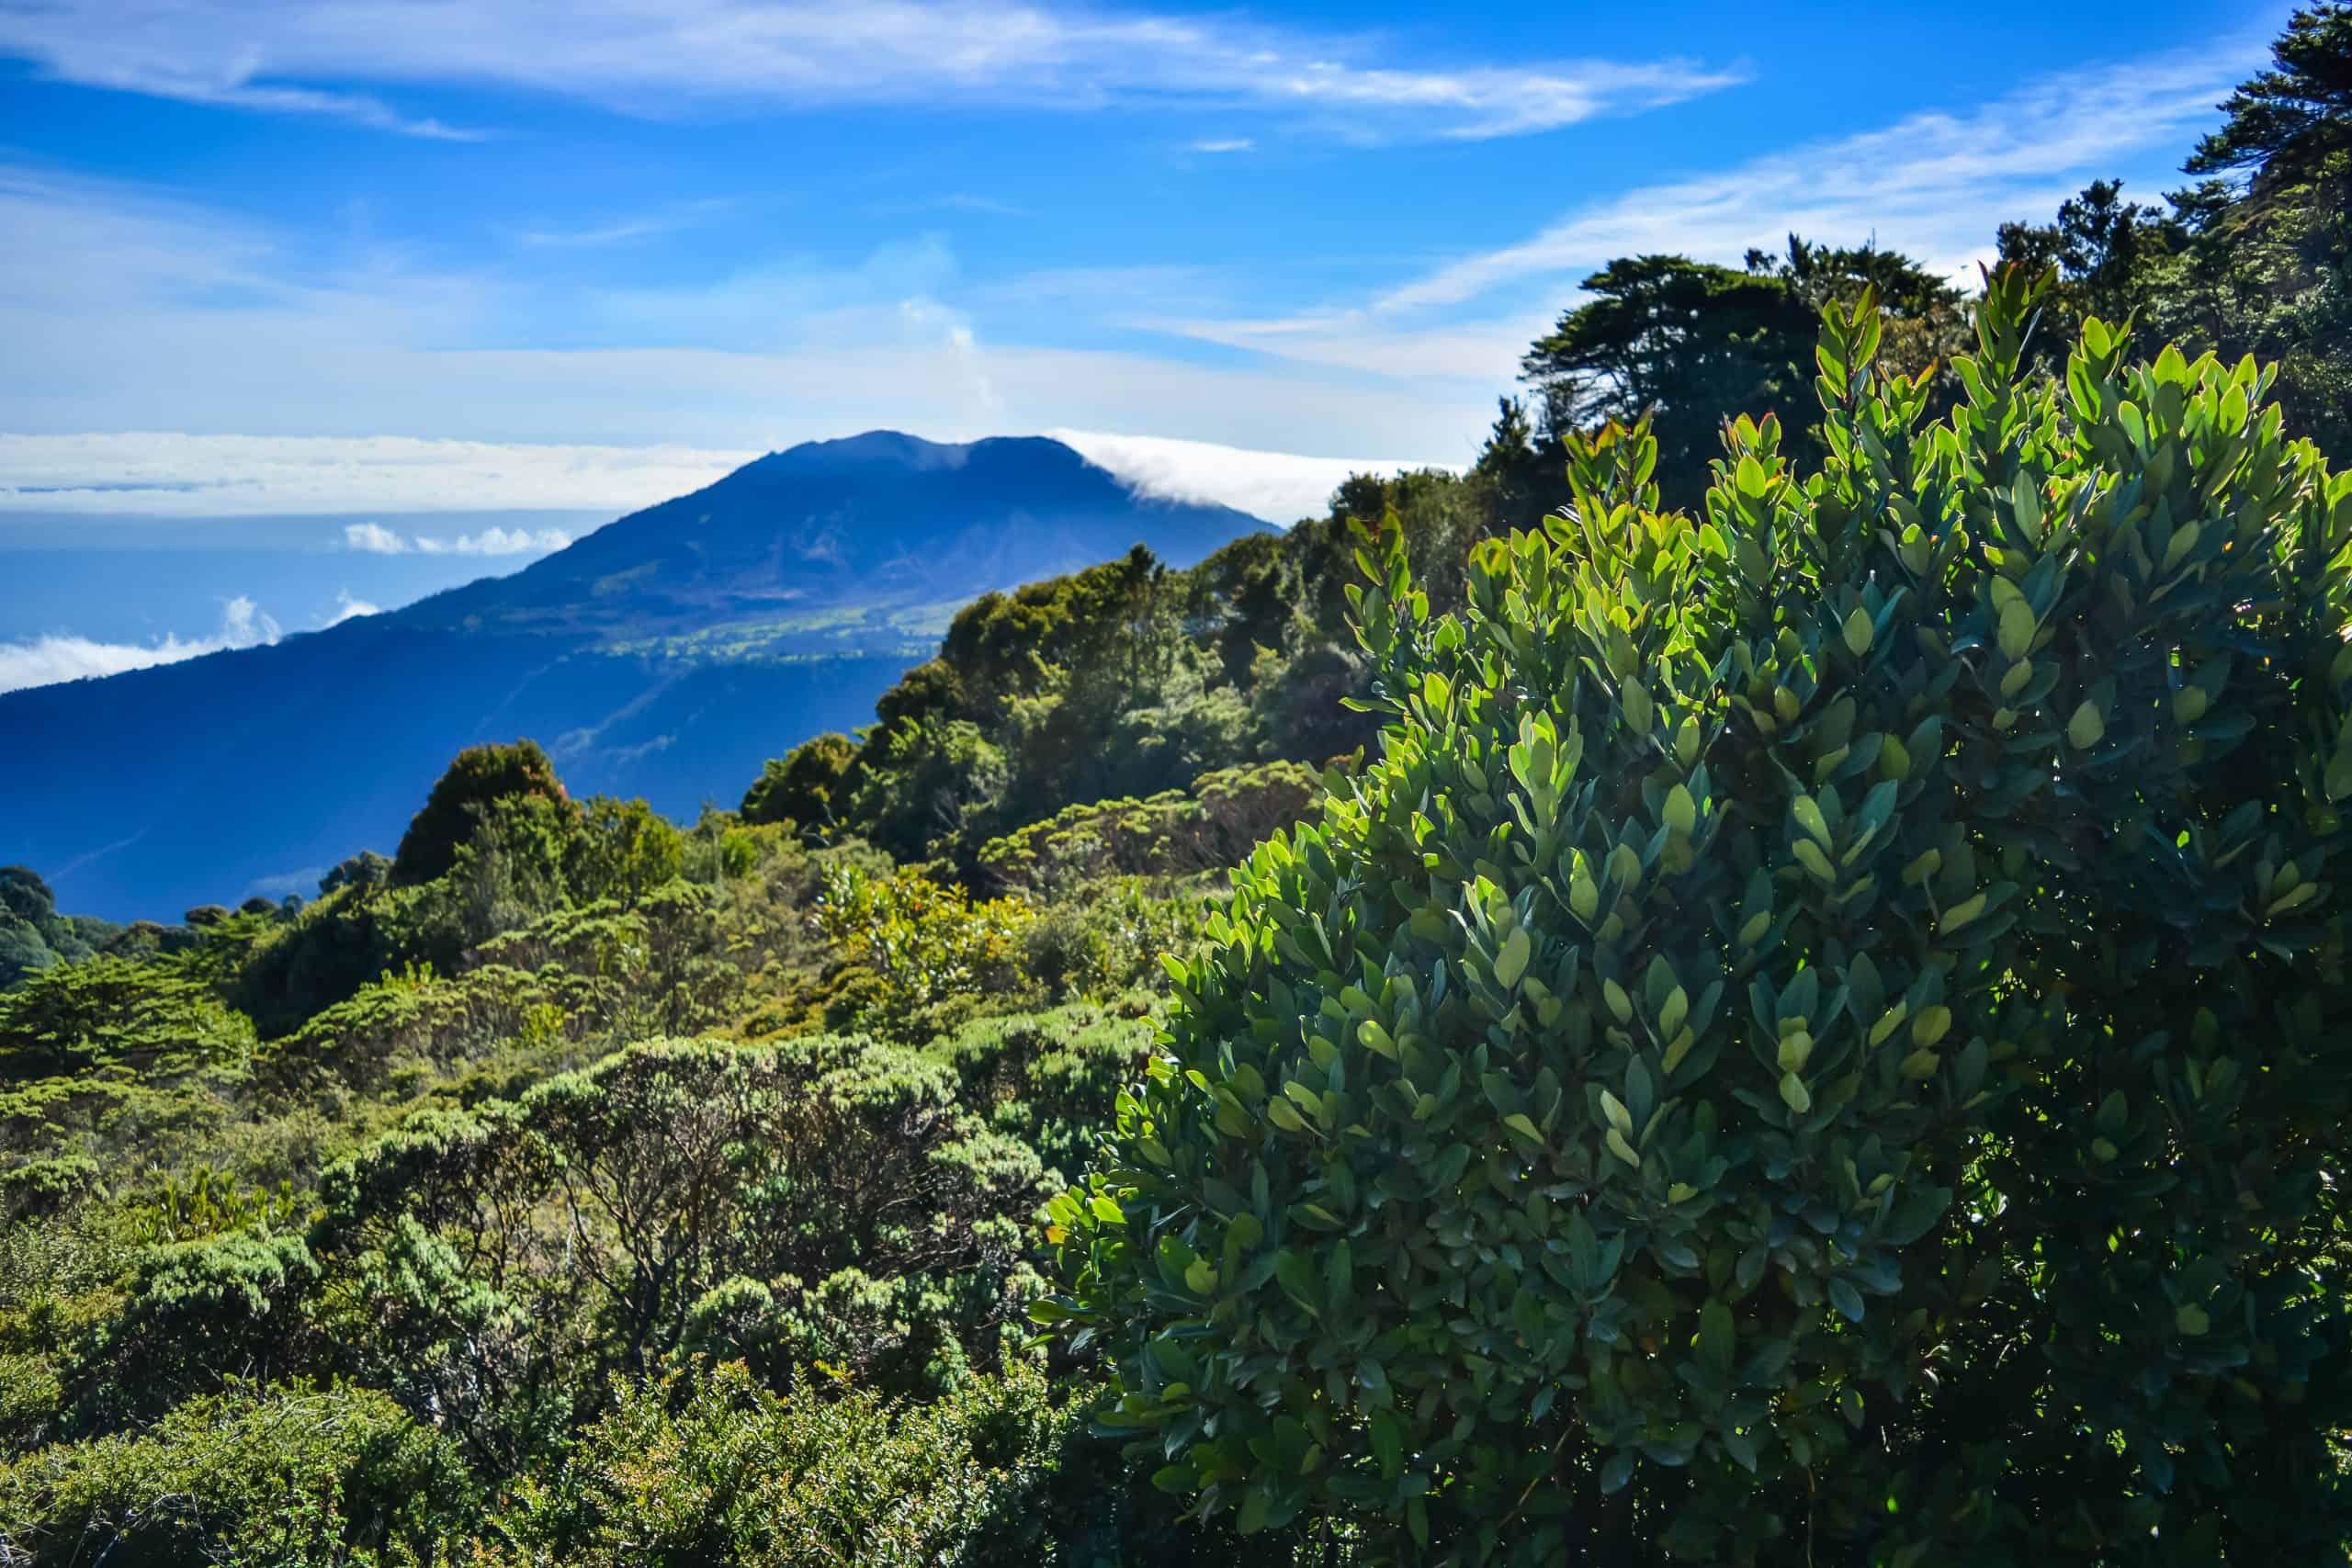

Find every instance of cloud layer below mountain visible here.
[0,594,279,694]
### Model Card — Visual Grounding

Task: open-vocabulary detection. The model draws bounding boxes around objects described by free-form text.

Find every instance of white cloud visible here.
[1,434,754,516]
[342,520,410,553]
[335,516,575,554]
[0,594,281,694]
[413,525,574,556]
[1054,428,1452,524]
[0,158,1499,462]
[0,1,1739,143]
[324,591,380,626]
[1191,137,1252,153]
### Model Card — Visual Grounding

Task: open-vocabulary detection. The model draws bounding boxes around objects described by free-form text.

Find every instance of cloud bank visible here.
[0,433,752,517]
[1053,428,1451,524]
[0,594,280,694]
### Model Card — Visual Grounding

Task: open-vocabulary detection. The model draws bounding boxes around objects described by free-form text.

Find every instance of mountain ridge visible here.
[0,431,1275,919]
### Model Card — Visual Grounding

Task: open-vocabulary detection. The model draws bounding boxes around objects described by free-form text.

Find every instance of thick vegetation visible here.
[3,20,2349,1561]
[1047,267,2352,1562]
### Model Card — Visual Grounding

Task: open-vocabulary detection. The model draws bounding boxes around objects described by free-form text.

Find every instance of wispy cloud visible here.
[415,525,573,556]
[1054,427,1452,524]
[324,590,380,626]
[514,199,735,248]
[1190,137,1252,154]
[1162,43,2266,384]
[0,594,280,694]
[1374,50,2257,314]
[873,193,1030,218]
[0,1,1740,142]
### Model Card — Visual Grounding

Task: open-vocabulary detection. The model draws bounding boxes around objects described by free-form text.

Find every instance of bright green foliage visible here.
[89,1231,320,1420]
[477,1357,1293,1568]
[0,1381,473,1563]
[741,730,861,829]
[1046,271,2352,1562]
[0,958,257,1212]
[813,863,1035,1039]
[935,1002,1164,1185]
[390,739,575,886]
[260,961,584,1094]
[570,795,687,903]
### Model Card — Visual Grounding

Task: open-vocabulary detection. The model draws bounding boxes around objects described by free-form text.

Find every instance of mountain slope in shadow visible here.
[0,433,1270,920]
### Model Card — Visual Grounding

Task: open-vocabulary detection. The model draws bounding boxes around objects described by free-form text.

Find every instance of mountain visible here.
[0,433,1270,921]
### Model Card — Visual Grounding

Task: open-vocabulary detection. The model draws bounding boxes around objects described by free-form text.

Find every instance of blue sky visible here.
[0,0,2300,684]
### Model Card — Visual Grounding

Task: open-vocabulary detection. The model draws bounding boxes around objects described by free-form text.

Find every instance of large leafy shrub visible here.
[1045,270,2352,1562]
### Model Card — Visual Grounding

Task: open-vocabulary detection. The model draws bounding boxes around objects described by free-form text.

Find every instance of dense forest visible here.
[3,8,2350,1562]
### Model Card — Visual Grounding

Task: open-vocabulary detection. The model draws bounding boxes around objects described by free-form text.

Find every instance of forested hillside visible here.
[3,11,2351,1563]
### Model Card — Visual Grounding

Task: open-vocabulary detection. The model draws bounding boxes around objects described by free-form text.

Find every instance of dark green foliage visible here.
[1046,275,2352,1562]
[314,1033,1054,1461]
[90,1231,320,1419]
[391,739,574,886]
[0,868,124,989]
[0,1381,473,1563]
[321,850,392,895]
[2186,2,2351,187]
[741,731,861,829]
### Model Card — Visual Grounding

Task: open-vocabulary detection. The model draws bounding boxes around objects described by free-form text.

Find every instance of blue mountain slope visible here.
[0,434,1271,920]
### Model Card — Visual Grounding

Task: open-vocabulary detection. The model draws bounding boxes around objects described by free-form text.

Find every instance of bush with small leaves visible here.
[0,1380,472,1563]
[1044,268,2352,1563]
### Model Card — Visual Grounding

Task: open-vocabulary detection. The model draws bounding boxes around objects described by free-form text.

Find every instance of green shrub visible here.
[481,1358,1304,1568]
[89,1229,321,1421]
[312,1034,1054,1461]
[1045,272,2352,1562]
[933,1001,1162,1185]
[812,863,1035,1040]
[0,1380,472,1564]
[570,795,687,904]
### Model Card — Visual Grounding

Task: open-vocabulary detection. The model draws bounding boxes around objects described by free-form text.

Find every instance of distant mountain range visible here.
[0,433,1270,920]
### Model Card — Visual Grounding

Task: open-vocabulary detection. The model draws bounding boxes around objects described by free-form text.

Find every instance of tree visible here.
[391,741,575,886]
[1046,270,2352,1562]
[1521,242,1962,508]
[2185,3,2352,194]
[2018,8,2352,457]
[740,732,860,829]
[1521,255,1801,508]
[1996,179,2186,377]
